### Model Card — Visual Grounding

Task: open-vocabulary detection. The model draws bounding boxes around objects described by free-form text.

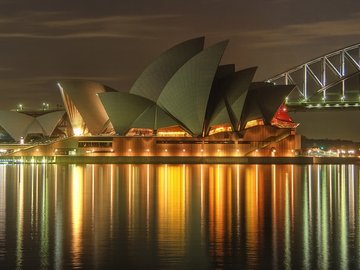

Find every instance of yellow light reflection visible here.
[71,165,83,268]
[128,164,133,230]
[302,166,310,269]
[40,164,49,268]
[157,165,186,257]
[208,165,229,262]
[245,165,259,265]
[291,165,294,222]
[1,162,357,269]
[215,165,225,258]
[236,165,241,235]
[16,164,24,268]
[316,165,321,268]
[31,165,34,229]
[272,164,278,268]
[358,168,360,261]
[146,164,150,236]
[329,165,332,221]
[339,165,348,268]
[183,164,187,219]
[110,164,114,237]
[200,164,206,242]
[0,165,6,260]
[349,165,355,232]
[284,173,291,268]
[54,164,63,270]
[226,167,233,251]
[200,164,204,220]
[92,165,95,224]
[308,166,312,220]
[321,165,329,269]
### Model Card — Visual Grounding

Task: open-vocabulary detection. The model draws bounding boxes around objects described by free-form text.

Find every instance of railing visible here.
[267,43,360,107]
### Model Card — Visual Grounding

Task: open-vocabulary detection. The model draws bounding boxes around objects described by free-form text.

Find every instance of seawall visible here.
[0,156,358,165]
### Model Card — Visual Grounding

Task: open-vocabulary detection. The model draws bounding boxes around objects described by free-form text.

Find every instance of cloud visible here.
[235,16,360,48]
[0,67,12,72]
[45,14,179,27]
[11,75,126,84]
[0,12,181,39]
[0,32,147,39]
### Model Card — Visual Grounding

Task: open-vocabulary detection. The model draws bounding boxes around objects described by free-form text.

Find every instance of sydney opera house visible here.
[1,37,300,158]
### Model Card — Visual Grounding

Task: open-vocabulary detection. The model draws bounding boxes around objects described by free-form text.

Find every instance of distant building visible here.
[0,110,66,142]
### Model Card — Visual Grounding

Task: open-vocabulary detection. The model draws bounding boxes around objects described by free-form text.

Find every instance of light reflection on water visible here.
[0,164,359,269]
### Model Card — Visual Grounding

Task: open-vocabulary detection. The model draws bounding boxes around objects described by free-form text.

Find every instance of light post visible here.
[42,102,49,111]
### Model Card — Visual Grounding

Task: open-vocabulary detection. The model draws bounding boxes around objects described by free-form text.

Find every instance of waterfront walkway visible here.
[0,155,358,164]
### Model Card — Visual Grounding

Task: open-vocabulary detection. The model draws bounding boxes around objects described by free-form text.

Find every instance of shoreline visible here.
[0,156,358,165]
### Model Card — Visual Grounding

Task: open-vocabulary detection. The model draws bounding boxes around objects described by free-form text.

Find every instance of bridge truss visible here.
[267,43,360,109]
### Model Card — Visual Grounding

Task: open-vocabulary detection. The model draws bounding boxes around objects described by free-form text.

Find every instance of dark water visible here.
[0,164,359,269]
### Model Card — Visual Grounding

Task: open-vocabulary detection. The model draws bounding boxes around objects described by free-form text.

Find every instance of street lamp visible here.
[42,102,49,111]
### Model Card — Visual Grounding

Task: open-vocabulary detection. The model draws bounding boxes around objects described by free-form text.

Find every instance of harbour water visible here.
[0,163,359,269]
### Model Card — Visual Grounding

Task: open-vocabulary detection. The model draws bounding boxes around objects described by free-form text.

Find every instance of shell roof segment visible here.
[206,67,257,133]
[0,110,65,141]
[240,83,295,130]
[98,91,179,135]
[157,40,229,136]
[58,80,115,135]
[130,37,205,102]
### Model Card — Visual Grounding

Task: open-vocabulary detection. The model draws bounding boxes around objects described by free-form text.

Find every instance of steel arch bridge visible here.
[267,43,360,109]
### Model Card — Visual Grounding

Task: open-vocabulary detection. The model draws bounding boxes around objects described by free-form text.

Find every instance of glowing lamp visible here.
[73,128,82,136]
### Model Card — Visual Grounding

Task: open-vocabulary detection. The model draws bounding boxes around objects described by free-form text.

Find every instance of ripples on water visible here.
[0,164,359,269]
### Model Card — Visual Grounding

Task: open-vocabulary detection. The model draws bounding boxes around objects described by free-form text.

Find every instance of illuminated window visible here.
[157,126,190,137]
[244,119,264,129]
[208,124,232,135]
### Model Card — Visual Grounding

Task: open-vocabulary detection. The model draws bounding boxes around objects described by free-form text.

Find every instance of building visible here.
[0,110,67,143]
[3,37,300,158]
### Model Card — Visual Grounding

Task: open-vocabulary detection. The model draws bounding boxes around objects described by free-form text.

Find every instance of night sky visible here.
[0,0,359,110]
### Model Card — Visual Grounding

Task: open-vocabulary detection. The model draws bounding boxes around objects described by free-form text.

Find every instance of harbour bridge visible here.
[267,43,360,110]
